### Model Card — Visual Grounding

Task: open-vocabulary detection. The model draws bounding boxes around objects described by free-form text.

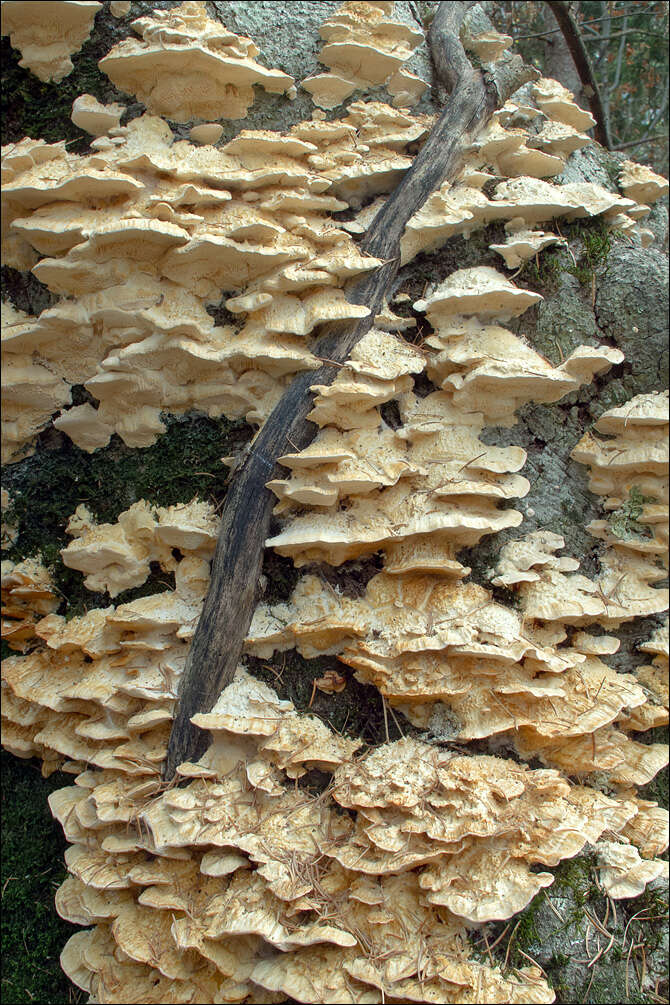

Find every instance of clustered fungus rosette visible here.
[2,1,669,1002]
[2,391,667,1001]
[1,97,435,462]
[98,1,295,123]
[1,500,217,774]
[301,0,428,111]
[1,555,60,653]
[60,499,220,598]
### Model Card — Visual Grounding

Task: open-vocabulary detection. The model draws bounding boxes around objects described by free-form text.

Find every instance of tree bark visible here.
[163,2,537,779]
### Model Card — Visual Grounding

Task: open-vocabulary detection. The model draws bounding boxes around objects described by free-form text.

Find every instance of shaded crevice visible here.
[395,223,511,303]
[379,399,402,429]
[70,385,100,409]
[295,767,334,796]
[302,553,384,599]
[52,562,178,621]
[205,294,245,331]
[260,549,301,604]
[244,650,413,747]
[412,368,439,398]
[1,265,58,317]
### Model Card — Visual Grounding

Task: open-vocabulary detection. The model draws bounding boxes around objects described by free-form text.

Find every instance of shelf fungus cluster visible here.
[99,2,295,123]
[3,24,665,464]
[250,367,668,805]
[1,500,221,771]
[395,75,669,267]
[1,98,431,462]
[3,291,666,1003]
[1,1,102,82]
[301,0,427,111]
[264,264,623,571]
[3,342,669,999]
[2,551,667,1005]
[2,2,669,1001]
[2,555,60,653]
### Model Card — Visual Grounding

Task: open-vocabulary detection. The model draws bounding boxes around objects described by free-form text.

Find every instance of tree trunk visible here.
[1,4,668,1004]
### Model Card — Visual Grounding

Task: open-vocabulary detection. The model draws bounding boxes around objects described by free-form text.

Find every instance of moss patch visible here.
[1,32,123,150]
[1,752,84,1005]
[518,216,617,296]
[636,725,670,813]
[609,486,656,542]
[488,850,668,1004]
[2,412,251,617]
[567,219,614,288]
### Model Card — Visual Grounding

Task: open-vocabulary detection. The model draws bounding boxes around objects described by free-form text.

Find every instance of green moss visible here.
[512,900,541,951]
[3,413,251,616]
[609,485,656,541]
[509,859,595,958]
[552,852,599,910]
[1,752,84,1005]
[519,216,618,295]
[1,34,121,149]
[492,849,668,1004]
[521,247,565,292]
[580,978,655,1004]
[571,223,613,285]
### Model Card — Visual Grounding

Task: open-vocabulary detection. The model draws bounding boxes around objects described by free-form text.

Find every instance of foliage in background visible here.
[491,1,669,174]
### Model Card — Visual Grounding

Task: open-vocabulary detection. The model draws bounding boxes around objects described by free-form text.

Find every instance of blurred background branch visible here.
[490,0,669,174]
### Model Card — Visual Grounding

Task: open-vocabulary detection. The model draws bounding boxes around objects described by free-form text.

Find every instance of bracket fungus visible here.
[2,92,437,459]
[2,3,669,1002]
[189,123,224,146]
[60,499,219,598]
[531,77,597,132]
[618,158,669,206]
[1,556,59,653]
[1,0,101,82]
[99,2,294,122]
[71,94,124,137]
[302,0,427,111]
[1,300,73,463]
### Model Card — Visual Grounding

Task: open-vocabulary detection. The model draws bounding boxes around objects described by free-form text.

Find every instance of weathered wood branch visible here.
[163,2,537,779]
[545,0,613,150]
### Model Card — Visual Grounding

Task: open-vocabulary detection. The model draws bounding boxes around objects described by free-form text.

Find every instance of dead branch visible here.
[545,0,614,149]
